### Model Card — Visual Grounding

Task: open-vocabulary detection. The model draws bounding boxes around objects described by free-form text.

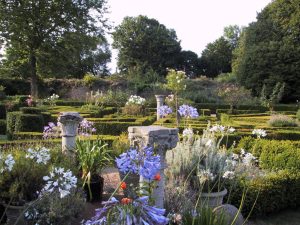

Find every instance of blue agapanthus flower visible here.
[115,148,140,174]
[178,104,199,119]
[158,105,173,118]
[84,196,169,225]
[115,147,160,180]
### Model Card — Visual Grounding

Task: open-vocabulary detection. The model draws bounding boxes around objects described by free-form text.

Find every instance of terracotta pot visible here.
[84,175,104,202]
[200,189,228,208]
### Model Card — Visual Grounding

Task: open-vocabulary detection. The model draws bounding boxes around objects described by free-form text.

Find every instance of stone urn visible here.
[200,189,228,208]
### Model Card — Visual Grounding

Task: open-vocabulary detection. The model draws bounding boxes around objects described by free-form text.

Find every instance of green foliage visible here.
[268,114,298,127]
[112,15,181,75]
[215,72,237,83]
[200,36,233,77]
[228,170,300,217]
[83,73,99,87]
[260,82,285,111]
[122,104,145,116]
[176,50,201,78]
[237,137,300,170]
[20,107,43,114]
[111,132,130,158]
[25,189,85,225]
[0,0,109,97]
[6,111,21,139]
[0,149,50,202]
[218,83,252,112]
[297,109,300,120]
[92,116,156,135]
[76,138,112,200]
[183,207,227,225]
[7,112,44,138]
[233,0,300,102]
[165,69,187,94]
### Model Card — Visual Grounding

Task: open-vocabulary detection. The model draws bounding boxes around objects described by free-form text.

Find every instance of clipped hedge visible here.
[93,116,156,135]
[237,137,300,171]
[20,107,43,114]
[6,111,21,138]
[227,170,300,217]
[55,100,85,106]
[0,119,6,134]
[6,112,45,139]
[0,134,118,148]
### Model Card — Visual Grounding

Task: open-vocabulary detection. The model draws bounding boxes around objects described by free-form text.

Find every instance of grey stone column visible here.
[58,112,83,156]
[128,125,178,208]
[155,95,165,121]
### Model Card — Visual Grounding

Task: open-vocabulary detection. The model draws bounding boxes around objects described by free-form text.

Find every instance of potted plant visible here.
[76,138,113,202]
[0,147,51,224]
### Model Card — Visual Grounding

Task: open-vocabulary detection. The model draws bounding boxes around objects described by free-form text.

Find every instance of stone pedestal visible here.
[58,112,83,156]
[128,125,178,208]
[155,95,165,121]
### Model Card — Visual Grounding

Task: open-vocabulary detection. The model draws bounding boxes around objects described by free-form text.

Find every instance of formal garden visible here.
[0,0,300,224]
[0,67,299,225]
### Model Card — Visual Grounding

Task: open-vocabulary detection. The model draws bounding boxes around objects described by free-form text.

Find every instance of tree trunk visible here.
[30,52,38,99]
[175,93,180,127]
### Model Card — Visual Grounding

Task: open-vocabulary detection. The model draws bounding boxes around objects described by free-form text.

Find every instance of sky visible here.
[106,0,273,72]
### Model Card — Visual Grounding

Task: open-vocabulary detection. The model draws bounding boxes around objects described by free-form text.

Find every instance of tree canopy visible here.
[112,15,182,76]
[0,0,110,97]
[232,0,300,102]
[200,36,233,78]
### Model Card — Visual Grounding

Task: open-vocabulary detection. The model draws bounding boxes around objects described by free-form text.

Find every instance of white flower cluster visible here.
[0,153,15,173]
[126,95,146,105]
[252,129,267,138]
[222,171,235,179]
[198,169,216,184]
[209,124,235,133]
[240,149,257,166]
[42,167,77,198]
[182,127,193,137]
[26,147,51,165]
[48,93,59,101]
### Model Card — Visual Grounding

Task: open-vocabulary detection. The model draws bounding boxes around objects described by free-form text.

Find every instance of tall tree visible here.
[200,37,233,78]
[176,50,200,78]
[112,15,181,76]
[232,0,300,102]
[0,0,108,98]
[223,25,242,49]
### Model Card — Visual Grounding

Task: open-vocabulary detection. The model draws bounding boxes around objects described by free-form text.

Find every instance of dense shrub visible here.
[268,114,298,127]
[297,109,300,120]
[122,105,146,116]
[227,170,300,217]
[237,137,300,170]
[0,79,30,95]
[0,119,6,134]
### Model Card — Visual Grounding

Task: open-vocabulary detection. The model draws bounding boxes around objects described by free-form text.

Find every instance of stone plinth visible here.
[155,95,165,121]
[128,125,178,208]
[58,112,83,155]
